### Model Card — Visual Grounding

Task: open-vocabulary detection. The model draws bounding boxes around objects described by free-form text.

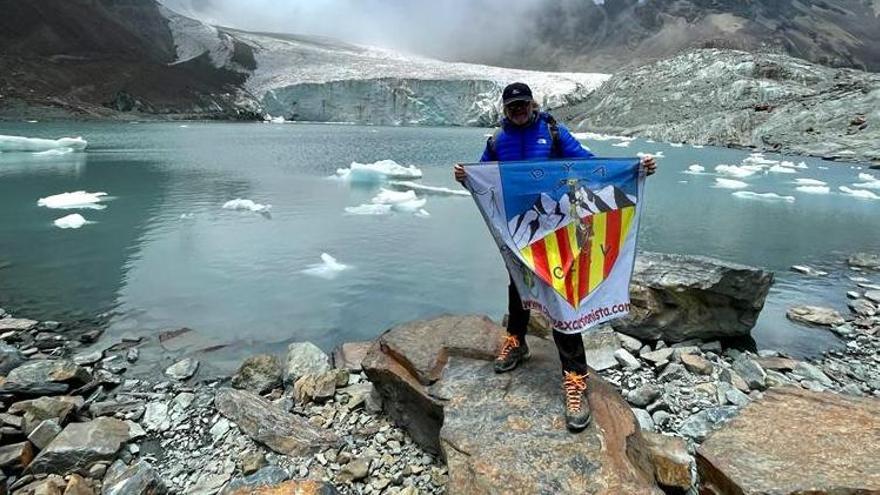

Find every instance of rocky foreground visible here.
[557,49,880,165]
[0,251,878,494]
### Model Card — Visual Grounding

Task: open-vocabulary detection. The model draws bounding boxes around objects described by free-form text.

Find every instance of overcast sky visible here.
[159,0,551,60]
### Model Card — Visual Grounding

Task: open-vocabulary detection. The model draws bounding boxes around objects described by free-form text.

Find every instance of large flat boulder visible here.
[363,315,663,494]
[698,387,880,494]
[613,252,773,342]
[214,388,339,456]
[362,315,503,452]
[27,417,134,475]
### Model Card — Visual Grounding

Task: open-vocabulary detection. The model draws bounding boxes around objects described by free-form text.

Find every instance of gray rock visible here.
[73,350,103,366]
[5,359,91,393]
[612,252,773,342]
[632,408,655,431]
[0,441,34,473]
[214,388,339,456]
[848,253,880,270]
[142,402,170,432]
[0,343,25,375]
[651,410,672,428]
[849,299,877,317]
[757,350,779,358]
[338,457,371,482]
[27,419,62,450]
[865,290,880,304]
[732,355,767,390]
[126,348,139,363]
[0,318,38,332]
[700,341,722,353]
[681,353,713,375]
[231,354,283,394]
[616,332,643,354]
[792,362,833,387]
[786,305,845,327]
[626,384,662,407]
[765,370,793,387]
[641,348,674,366]
[613,348,641,370]
[725,388,751,407]
[164,358,198,380]
[28,417,134,474]
[658,362,688,382]
[284,342,331,383]
[219,466,289,495]
[331,342,373,372]
[294,371,340,404]
[582,327,621,371]
[102,459,167,495]
[678,406,739,442]
[846,291,861,300]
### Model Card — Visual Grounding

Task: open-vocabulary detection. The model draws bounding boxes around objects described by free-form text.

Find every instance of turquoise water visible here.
[1,121,878,367]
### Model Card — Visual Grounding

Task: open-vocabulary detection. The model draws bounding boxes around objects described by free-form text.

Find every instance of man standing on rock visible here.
[453,82,657,432]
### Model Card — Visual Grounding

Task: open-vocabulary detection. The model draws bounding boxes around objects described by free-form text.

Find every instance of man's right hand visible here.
[453,163,467,183]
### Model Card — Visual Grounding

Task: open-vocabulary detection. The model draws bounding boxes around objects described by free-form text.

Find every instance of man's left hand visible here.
[641,155,658,176]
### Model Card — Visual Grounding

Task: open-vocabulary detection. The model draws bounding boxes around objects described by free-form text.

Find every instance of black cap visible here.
[502,82,533,105]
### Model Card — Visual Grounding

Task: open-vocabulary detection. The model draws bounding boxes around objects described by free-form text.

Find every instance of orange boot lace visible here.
[496,335,521,361]
[563,371,588,412]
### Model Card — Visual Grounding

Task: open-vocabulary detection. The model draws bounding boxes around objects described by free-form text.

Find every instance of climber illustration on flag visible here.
[464,157,644,333]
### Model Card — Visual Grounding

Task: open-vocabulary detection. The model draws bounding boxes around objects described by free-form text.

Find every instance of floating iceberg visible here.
[715,165,757,178]
[264,115,286,123]
[691,144,704,149]
[683,164,705,175]
[334,159,423,183]
[371,188,427,212]
[344,204,393,215]
[839,186,880,200]
[415,209,431,217]
[637,151,665,159]
[713,178,748,189]
[853,173,880,190]
[669,143,684,147]
[793,178,827,186]
[0,135,87,153]
[741,153,778,166]
[222,198,272,213]
[795,185,830,194]
[34,148,75,156]
[732,191,795,203]
[611,141,631,148]
[302,253,349,280]
[768,164,797,174]
[38,191,108,210]
[53,214,90,229]
[388,180,469,197]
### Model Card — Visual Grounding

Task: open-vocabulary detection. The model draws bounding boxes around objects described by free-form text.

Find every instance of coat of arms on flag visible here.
[465,158,644,334]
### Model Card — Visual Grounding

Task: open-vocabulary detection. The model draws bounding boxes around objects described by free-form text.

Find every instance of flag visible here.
[465,158,644,334]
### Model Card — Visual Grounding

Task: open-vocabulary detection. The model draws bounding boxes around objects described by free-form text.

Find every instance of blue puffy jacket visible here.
[480,112,593,162]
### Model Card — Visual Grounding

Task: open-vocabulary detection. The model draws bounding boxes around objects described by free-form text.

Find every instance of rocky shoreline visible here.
[0,251,878,493]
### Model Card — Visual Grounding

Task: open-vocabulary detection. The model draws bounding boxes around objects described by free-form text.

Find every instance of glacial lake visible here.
[1,121,878,373]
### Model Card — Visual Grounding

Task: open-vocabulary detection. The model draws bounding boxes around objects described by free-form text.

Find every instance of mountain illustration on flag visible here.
[510,184,637,308]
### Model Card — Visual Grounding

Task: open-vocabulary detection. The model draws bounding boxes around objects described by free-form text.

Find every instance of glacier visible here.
[156,7,610,126]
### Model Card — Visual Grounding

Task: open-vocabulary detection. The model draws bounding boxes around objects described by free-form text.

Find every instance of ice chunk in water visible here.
[793,178,826,186]
[795,185,830,194]
[713,178,748,189]
[302,253,349,279]
[38,191,108,210]
[769,165,797,174]
[611,141,631,147]
[716,165,757,178]
[334,160,423,183]
[222,199,272,213]
[0,135,87,152]
[732,191,795,203]
[344,204,392,215]
[388,180,469,197]
[839,186,880,200]
[53,214,90,229]
[34,148,75,156]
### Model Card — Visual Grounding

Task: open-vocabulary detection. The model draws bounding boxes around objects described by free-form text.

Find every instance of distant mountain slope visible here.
[456,0,880,73]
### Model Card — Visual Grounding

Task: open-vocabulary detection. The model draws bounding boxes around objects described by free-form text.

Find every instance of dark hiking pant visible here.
[507,280,588,375]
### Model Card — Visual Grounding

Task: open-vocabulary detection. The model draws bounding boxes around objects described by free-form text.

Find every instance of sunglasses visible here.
[505,101,531,111]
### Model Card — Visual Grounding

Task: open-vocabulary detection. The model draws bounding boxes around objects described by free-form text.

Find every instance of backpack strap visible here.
[545,114,562,158]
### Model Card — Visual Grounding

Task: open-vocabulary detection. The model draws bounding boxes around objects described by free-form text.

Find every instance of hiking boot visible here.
[562,371,591,432]
[494,335,530,373]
